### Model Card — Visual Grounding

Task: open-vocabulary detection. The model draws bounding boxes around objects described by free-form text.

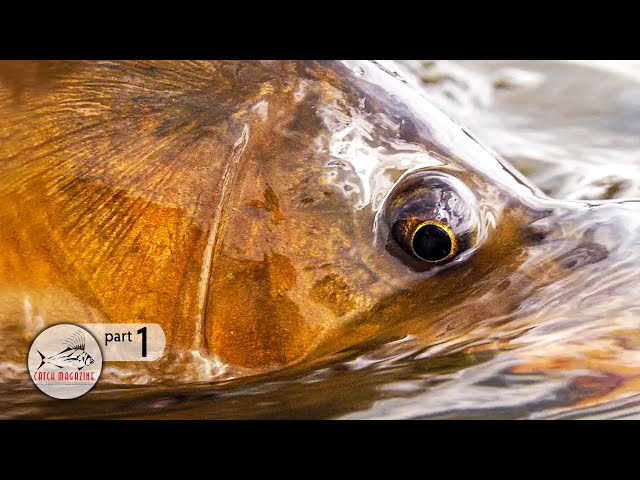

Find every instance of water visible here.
[395,60,640,201]
[3,60,640,419]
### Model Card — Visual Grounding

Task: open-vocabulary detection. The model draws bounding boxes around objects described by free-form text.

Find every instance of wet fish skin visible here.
[0,60,631,382]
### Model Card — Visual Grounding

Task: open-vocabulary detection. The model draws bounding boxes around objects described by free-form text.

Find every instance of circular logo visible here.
[28,324,102,399]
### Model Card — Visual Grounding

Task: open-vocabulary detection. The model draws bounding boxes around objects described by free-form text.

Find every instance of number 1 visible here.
[137,327,147,358]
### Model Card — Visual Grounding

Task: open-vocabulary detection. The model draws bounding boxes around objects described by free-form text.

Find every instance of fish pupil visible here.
[412,224,452,262]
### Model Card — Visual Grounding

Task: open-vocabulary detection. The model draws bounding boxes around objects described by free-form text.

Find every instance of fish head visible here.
[292,61,640,375]
[199,60,596,370]
[1,60,630,380]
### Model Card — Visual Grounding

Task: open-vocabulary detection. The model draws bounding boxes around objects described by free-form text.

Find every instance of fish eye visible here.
[409,221,458,262]
[381,169,482,267]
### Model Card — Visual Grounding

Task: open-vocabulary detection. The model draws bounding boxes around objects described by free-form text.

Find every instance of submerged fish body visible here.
[1,61,639,417]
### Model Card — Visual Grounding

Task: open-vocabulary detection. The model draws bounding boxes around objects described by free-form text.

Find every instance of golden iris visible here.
[409,221,459,262]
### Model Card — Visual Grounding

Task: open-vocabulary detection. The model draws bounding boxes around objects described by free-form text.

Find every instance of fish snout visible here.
[523,200,640,273]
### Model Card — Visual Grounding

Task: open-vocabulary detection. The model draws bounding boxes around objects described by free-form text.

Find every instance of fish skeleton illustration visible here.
[37,330,95,371]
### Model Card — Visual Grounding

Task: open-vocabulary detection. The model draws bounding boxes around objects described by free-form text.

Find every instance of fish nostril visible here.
[557,242,609,270]
[523,227,548,245]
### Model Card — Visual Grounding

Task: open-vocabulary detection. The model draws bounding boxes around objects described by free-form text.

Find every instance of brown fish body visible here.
[1,60,636,389]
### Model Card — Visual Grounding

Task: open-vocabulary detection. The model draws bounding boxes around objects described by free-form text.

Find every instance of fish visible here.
[36,331,95,370]
[0,60,639,418]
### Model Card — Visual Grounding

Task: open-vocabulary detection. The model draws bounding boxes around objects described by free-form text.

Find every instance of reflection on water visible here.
[395,60,640,201]
[3,61,640,419]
